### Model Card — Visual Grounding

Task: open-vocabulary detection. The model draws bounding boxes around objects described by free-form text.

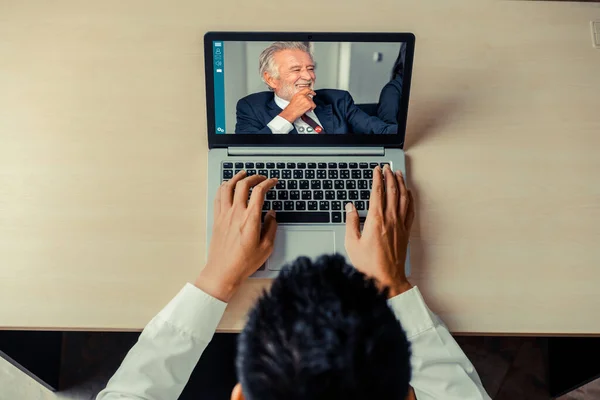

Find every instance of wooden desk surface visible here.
[1,0,599,334]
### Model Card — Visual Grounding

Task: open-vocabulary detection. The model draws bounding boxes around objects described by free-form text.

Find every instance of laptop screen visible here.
[210,40,408,136]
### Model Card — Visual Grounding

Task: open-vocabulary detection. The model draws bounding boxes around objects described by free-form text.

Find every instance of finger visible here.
[405,190,415,231]
[260,210,278,252]
[221,170,247,208]
[309,100,317,112]
[344,202,361,243]
[396,170,409,220]
[233,175,267,207]
[368,166,385,216]
[248,177,278,211]
[383,165,398,219]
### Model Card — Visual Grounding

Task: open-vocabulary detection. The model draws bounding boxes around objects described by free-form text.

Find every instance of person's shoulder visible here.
[237,91,274,107]
[314,89,353,103]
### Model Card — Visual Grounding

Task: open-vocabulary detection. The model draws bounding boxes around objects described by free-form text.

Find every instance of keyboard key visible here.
[278,191,289,200]
[313,190,324,200]
[270,170,280,178]
[273,201,283,210]
[262,201,271,211]
[266,190,276,200]
[323,180,333,189]
[266,211,330,223]
[235,169,242,174]
[296,201,306,211]
[297,162,306,169]
[367,200,370,210]
[352,170,362,179]
[318,162,327,169]
[293,170,303,179]
[356,201,365,211]
[334,180,344,190]
[284,201,294,210]
[380,162,389,168]
[266,162,275,168]
[358,180,368,189]
[332,201,342,210]
[325,190,336,200]
[247,169,257,176]
[300,180,309,189]
[340,170,350,179]
[369,181,373,189]
[305,170,315,179]
[276,180,286,190]
[259,169,268,176]
[256,162,265,169]
[339,162,348,168]
[349,191,359,200]
[328,162,337,168]
[332,212,342,223]
[223,162,233,168]
[308,163,317,168]
[301,190,312,200]
[287,162,296,169]
[288,180,298,189]
[349,162,358,168]
[245,162,255,168]
[317,170,327,179]
[223,170,233,179]
[290,190,300,200]
[328,170,338,179]
[360,190,370,200]
[346,180,356,189]
[310,180,321,189]
[363,170,373,179]
[277,162,286,169]
[282,170,292,179]
[235,162,244,169]
[337,191,347,200]
[307,201,318,210]
[370,162,378,168]
[319,201,330,210]
[359,162,368,168]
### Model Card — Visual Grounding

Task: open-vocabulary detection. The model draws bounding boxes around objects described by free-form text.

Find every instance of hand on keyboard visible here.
[344,165,415,299]
[196,170,278,301]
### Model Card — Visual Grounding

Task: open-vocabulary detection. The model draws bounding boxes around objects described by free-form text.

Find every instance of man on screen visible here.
[235,42,398,134]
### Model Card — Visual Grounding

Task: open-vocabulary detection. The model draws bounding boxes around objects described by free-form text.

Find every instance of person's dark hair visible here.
[236,254,411,400]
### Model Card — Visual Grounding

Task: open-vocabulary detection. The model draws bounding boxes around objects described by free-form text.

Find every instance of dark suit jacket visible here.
[235,89,397,134]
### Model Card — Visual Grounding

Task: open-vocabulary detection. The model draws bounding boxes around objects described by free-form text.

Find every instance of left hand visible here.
[195,171,278,302]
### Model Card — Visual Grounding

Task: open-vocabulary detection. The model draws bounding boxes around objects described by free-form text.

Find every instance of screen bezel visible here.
[204,31,415,149]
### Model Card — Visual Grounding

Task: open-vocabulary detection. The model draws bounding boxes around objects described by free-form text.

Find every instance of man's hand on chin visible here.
[195,171,278,302]
[279,88,317,123]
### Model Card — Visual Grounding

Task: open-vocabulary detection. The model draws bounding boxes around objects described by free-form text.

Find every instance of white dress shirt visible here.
[97,284,491,400]
[267,94,324,134]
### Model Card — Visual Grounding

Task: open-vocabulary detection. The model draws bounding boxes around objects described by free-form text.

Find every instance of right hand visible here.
[279,88,317,123]
[344,165,415,298]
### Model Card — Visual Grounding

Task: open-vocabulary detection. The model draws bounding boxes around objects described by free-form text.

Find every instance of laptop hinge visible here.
[227,147,385,157]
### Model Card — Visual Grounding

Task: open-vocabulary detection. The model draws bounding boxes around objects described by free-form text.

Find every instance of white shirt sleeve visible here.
[388,287,491,400]
[96,283,227,400]
[267,115,294,134]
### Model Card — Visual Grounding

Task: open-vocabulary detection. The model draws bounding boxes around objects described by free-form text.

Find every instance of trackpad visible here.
[267,229,336,271]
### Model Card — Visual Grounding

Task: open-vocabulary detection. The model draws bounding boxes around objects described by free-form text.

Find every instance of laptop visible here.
[204,32,415,278]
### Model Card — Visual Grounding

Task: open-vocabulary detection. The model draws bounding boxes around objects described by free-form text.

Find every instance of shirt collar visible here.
[274,93,290,110]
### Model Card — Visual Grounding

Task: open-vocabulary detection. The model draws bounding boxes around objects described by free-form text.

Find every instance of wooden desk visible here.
[1,0,599,334]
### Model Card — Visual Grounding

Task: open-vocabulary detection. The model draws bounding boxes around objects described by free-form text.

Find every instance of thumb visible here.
[344,202,361,243]
[260,210,278,250]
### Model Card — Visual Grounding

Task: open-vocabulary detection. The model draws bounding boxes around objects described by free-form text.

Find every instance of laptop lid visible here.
[204,32,415,149]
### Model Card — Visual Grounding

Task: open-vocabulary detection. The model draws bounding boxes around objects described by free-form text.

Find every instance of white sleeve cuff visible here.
[387,287,436,339]
[156,283,227,340]
[267,115,294,134]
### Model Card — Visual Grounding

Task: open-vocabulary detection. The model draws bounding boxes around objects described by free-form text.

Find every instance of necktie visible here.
[300,114,324,134]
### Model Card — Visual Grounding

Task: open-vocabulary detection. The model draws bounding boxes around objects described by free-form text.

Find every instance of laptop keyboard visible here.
[221,161,390,223]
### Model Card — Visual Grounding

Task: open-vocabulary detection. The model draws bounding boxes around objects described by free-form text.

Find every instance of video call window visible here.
[212,40,407,135]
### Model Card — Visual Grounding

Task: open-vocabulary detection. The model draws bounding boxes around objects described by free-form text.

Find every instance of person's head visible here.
[259,42,316,101]
[230,254,412,400]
